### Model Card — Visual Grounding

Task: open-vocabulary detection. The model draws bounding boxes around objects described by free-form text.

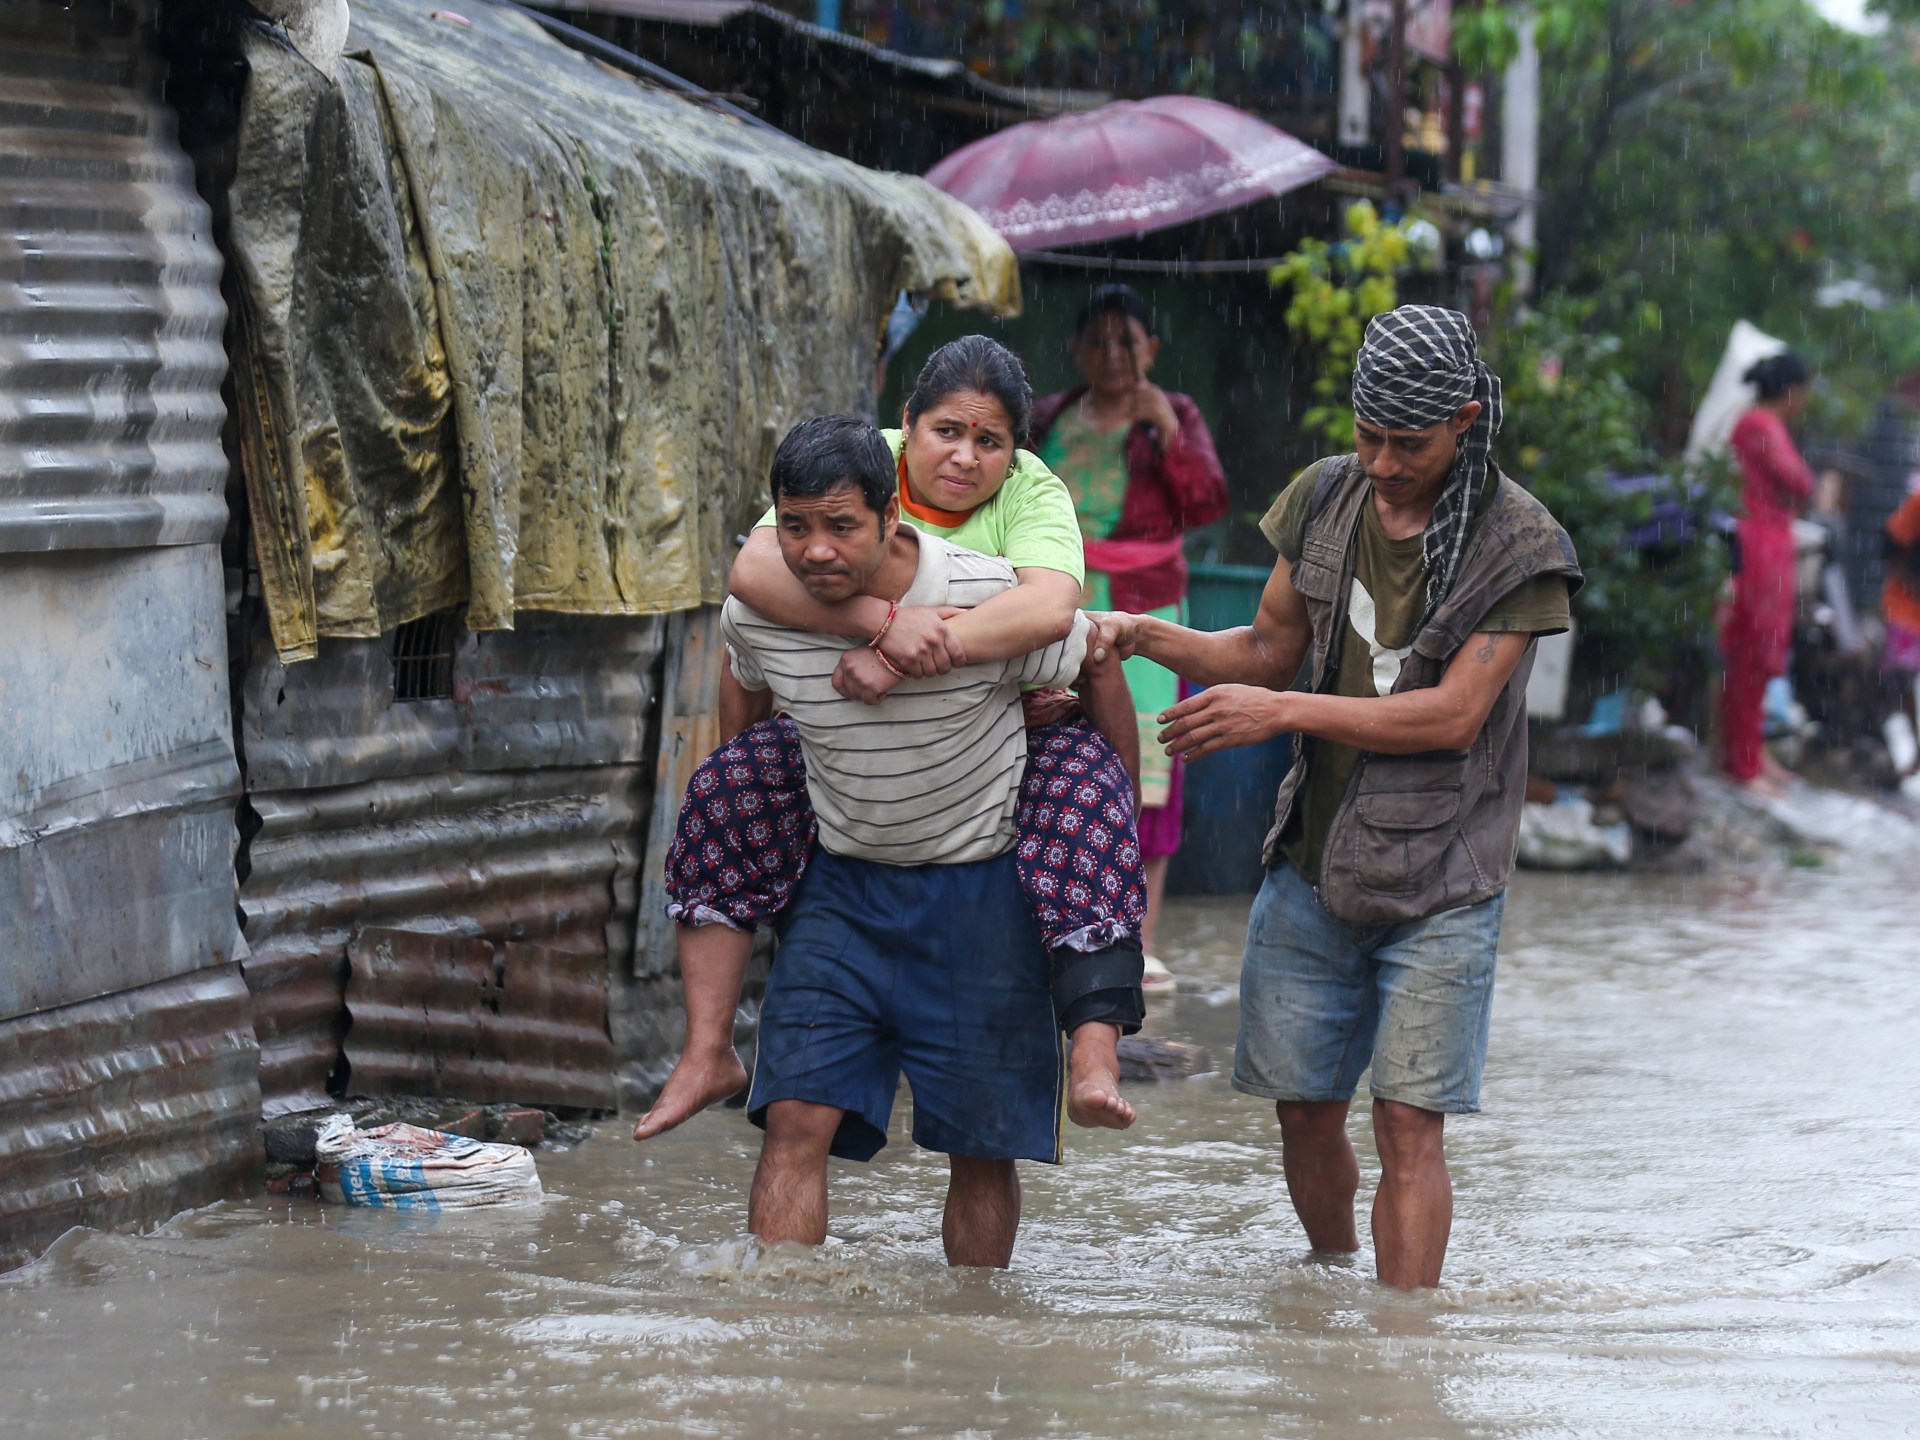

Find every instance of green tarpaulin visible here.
[227,0,1018,660]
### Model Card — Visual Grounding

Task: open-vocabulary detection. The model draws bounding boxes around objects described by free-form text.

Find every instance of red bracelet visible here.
[869,600,899,651]
[872,647,907,679]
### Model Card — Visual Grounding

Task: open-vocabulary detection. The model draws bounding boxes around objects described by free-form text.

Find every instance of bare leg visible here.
[1371,1099,1451,1290]
[943,1155,1022,1267]
[747,1099,842,1246]
[632,924,752,1140]
[1140,854,1171,958]
[1066,1022,1135,1130]
[1275,1100,1360,1254]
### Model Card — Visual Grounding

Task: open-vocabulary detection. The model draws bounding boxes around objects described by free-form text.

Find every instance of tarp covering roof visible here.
[226,0,1018,660]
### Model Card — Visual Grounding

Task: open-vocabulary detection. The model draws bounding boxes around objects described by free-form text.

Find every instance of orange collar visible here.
[896,450,974,529]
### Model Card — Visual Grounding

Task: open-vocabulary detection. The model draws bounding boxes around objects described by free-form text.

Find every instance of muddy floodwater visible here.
[6,817,1919,1438]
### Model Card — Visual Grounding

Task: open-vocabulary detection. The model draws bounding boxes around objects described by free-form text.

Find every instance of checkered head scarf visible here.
[1350,305,1503,623]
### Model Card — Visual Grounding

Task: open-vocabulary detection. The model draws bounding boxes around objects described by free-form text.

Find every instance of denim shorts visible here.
[1233,861,1504,1114]
[747,848,1065,1164]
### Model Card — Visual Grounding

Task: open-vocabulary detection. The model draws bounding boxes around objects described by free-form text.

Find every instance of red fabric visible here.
[1721,602,1776,782]
[1031,386,1228,612]
[1882,487,1920,636]
[1135,752,1184,859]
[1729,407,1814,524]
[1082,534,1185,580]
[1720,407,1810,781]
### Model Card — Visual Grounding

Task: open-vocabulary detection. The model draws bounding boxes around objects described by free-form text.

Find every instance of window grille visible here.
[388,608,462,702]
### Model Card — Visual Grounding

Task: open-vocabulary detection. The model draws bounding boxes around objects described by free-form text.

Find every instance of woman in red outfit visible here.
[1030,286,1228,979]
[1722,352,1814,793]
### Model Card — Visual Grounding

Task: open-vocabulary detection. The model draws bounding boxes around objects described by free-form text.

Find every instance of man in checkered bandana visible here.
[1350,305,1503,622]
[1089,304,1582,1288]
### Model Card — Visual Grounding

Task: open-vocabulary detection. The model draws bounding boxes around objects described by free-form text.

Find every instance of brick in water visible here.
[489,1108,547,1147]
[440,1108,490,1140]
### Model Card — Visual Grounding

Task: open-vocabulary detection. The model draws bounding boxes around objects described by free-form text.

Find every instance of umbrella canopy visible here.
[924,95,1338,252]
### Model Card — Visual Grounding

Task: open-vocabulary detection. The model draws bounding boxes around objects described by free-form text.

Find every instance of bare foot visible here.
[1065,1023,1136,1130]
[632,1046,748,1140]
[1736,773,1787,799]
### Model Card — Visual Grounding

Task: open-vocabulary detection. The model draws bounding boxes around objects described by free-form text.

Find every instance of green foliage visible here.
[841,1,1336,114]
[1486,295,1737,694]
[1267,201,1414,449]
[1456,0,1920,445]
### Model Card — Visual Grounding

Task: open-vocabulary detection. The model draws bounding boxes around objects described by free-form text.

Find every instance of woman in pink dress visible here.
[1722,352,1813,793]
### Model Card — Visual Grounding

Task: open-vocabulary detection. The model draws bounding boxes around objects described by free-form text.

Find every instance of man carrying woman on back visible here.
[635,335,1149,1143]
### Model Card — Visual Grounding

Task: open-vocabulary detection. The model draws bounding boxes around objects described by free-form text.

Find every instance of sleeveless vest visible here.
[1264,456,1584,924]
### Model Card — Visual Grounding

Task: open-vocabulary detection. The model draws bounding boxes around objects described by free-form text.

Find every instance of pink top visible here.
[1729,406,1813,527]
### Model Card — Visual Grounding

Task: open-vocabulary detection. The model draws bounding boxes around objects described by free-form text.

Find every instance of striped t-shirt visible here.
[721,526,1090,865]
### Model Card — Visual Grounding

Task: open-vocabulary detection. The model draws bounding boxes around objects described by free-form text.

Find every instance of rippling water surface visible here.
[6,831,1919,1438]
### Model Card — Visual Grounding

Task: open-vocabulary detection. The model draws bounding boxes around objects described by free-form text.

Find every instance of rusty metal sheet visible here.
[343,929,616,1111]
[241,762,645,1112]
[0,964,261,1272]
[241,612,663,793]
[0,0,229,556]
[233,587,660,1114]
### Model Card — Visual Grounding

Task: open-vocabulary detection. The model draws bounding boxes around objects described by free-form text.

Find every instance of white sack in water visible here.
[315,1115,543,1209]
[1516,797,1632,871]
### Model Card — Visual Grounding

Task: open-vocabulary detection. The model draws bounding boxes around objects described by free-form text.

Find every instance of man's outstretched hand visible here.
[1157,685,1285,761]
[1086,611,1142,665]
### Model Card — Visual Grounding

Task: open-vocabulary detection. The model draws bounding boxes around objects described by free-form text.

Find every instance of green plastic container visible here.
[1185,561,1272,634]
[1166,559,1294,897]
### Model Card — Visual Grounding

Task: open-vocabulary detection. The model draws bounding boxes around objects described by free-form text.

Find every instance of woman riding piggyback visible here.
[635,336,1150,1142]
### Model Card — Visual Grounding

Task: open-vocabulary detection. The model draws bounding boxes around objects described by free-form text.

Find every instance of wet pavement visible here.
[5,813,1919,1438]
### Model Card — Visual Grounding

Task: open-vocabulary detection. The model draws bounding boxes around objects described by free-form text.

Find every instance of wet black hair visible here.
[1743,352,1812,400]
[768,415,896,521]
[903,334,1035,446]
[1074,282,1154,340]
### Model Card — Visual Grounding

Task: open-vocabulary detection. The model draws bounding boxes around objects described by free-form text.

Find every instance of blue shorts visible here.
[1233,861,1504,1114]
[747,848,1065,1164]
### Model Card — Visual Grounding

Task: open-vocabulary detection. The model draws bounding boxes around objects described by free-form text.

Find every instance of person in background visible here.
[1722,352,1815,796]
[1882,478,1920,784]
[1031,285,1228,989]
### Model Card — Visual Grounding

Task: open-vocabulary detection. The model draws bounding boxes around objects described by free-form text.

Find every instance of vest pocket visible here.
[1347,772,1464,897]
[1290,543,1343,602]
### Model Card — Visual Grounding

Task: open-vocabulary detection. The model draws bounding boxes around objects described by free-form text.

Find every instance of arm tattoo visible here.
[1473,635,1499,664]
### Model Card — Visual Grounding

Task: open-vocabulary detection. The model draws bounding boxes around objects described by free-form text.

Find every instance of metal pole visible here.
[1338,0,1369,146]
[1502,16,1540,293]
[1385,0,1407,183]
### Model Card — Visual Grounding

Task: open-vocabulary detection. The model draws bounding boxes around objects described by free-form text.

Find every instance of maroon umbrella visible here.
[924,95,1338,253]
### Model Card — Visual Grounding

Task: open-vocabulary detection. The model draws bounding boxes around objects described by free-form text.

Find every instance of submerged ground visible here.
[4,789,1917,1439]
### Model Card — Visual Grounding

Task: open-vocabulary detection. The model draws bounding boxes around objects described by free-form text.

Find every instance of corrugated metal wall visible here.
[0,0,256,1264]
[0,0,240,1018]
[236,612,668,1115]
[0,965,259,1271]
